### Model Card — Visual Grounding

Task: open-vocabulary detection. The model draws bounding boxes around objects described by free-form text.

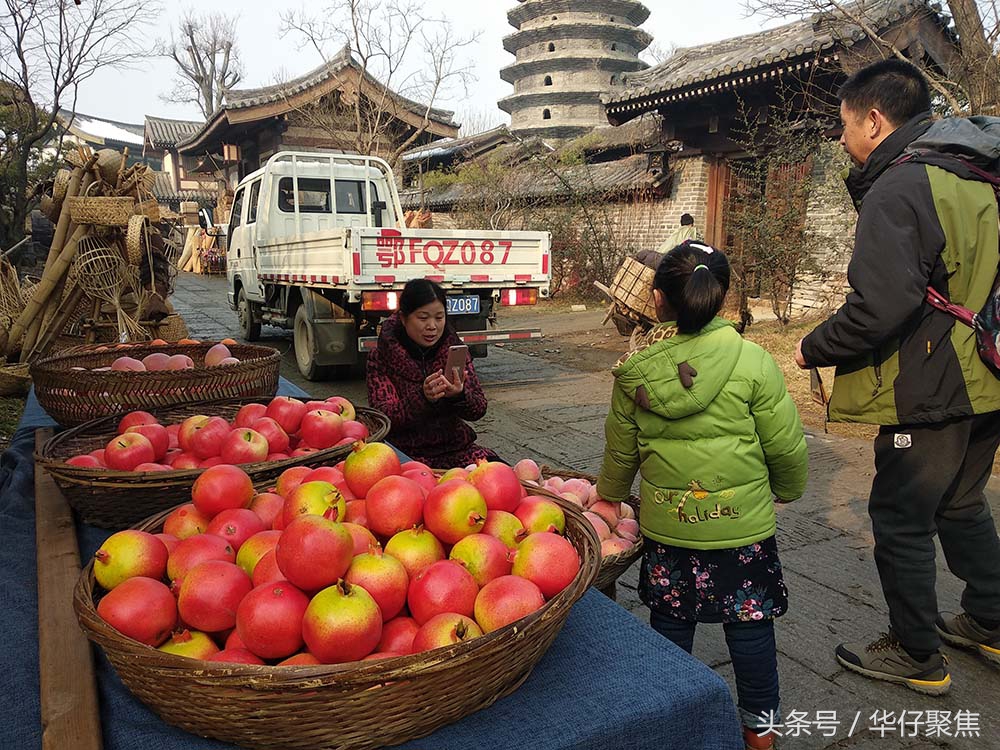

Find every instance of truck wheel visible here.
[294,306,333,381]
[237,288,261,341]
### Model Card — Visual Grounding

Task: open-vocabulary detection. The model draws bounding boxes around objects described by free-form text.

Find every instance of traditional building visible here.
[143,116,217,212]
[602,0,958,314]
[54,109,152,167]
[499,0,651,139]
[176,47,460,189]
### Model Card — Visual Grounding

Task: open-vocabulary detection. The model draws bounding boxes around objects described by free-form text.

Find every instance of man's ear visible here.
[868,109,884,140]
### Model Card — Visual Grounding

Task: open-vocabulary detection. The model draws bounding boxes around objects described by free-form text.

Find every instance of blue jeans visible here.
[650,609,780,730]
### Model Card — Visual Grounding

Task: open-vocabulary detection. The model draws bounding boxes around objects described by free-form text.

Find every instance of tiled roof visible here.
[401,126,515,163]
[399,153,655,209]
[145,116,204,149]
[150,172,217,203]
[604,0,946,107]
[222,46,456,124]
[178,46,458,151]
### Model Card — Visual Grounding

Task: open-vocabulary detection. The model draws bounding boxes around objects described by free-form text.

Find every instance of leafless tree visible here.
[457,107,507,137]
[640,40,676,67]
[280,0,479,167]
[745,0,1000,115]
[162,12,244,119]
[0,0,155,250]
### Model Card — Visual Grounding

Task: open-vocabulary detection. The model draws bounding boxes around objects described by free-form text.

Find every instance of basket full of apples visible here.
[73,451,601,750]
[35,394,390,529]
[513,461,642,591]
[29,340,281,427]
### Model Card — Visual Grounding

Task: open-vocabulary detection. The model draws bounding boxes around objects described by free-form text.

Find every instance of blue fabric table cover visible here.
[1,380,743,750]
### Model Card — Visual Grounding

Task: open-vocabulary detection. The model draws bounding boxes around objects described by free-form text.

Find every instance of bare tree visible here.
[162,12,243,119]
[457,107,507,137]
[280,0,478,167]
[745,0,1000,115]
[0,0,154,250]
[640,40,676,67]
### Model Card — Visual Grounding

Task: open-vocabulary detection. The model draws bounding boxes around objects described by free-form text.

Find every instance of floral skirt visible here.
[638,536,788,624]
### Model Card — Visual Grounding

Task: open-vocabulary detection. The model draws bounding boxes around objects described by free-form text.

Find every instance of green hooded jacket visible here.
[597,318,808,550]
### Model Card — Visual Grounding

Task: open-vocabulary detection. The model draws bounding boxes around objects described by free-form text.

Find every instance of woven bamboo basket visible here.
[53,168,72,204]
[67,194,135,227]
[134,199,161,223]
[35,396,390,528]
[609,257,658,324]
[125,215,151,265]
[533,466,642,591]
[0,362,31,396]
[146,314,189,341]
[73,496,600,750]
[30,342,282,427]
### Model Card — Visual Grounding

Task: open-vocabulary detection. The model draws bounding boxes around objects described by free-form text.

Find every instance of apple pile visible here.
[65,395,367,472]
[513,459,639,560]
[91,451,582,665]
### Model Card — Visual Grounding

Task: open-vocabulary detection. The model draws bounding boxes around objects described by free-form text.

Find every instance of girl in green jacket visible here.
[598,242,808,750]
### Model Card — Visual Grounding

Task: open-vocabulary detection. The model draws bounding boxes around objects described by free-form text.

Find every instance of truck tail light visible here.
[501,288,538,306]
[362,291,399,311]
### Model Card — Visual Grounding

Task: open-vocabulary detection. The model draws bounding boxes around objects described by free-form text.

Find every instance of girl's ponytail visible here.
[653,242,730,334]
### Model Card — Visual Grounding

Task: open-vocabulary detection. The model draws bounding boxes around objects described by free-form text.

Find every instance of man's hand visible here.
[795,338,809,369]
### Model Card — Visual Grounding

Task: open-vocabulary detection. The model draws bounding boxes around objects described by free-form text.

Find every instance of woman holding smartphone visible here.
[366,278,501,469]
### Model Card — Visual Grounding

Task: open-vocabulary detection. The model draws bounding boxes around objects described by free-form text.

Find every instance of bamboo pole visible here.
[8,225,88,357]
[29,285,85,361]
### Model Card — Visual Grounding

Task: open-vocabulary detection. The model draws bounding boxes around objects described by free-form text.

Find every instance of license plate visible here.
[446,295,480,315]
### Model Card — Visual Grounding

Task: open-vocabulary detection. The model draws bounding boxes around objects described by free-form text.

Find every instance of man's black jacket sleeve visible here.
[800,164,945,367]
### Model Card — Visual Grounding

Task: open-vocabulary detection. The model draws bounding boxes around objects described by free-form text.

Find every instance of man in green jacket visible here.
[797,59,1000,694]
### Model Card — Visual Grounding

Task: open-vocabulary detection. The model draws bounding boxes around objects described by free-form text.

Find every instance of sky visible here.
[73,0,786,129]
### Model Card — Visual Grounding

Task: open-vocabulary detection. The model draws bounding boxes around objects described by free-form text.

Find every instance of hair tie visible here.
[693,264,709,272]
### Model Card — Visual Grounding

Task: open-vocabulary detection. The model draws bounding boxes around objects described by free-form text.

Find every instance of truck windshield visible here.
[277,177,332,213]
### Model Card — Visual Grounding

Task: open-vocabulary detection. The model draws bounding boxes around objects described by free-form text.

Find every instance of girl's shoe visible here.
[743,726,776,750]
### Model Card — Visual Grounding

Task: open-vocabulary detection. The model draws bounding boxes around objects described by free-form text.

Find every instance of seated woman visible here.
[366,279,500,470]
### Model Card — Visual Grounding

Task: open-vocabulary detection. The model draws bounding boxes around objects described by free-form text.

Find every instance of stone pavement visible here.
[173,271,1000,750]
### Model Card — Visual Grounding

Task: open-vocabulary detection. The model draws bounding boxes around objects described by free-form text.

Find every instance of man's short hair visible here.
[839,59,931,126]
[680,213,694,226]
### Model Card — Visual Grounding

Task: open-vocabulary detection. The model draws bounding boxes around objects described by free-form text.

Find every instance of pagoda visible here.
[499,0,651,139]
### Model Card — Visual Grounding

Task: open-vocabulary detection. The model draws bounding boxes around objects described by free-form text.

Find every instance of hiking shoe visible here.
[835,632,951,695]
[743,726,776,750]
[936,612,1000,666]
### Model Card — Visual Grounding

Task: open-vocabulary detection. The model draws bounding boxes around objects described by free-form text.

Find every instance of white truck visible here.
[225,152,551,379]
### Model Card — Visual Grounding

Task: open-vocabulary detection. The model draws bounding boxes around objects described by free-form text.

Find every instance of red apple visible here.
[220,428,269,465]
[117,410,158,434]
[125,423,169,461]
[165,424,180,450]
[340,420,369,442]
[299,410,345,450]
[104,432,155,471]
[264,396,308,435]
[275,466,313,498]
[177,415,210,452]
[234,403,267,428]
[250,417,289,455]
[111,356,145,373]
[199,457,225,468]
[87,448,107,466]
[169,452,201,470]
[66,454,102,468]
[190,416,231,460]
[249,492,285,529]
[324,396,356,421]
[266,453,290,462]
[134,462,171,472]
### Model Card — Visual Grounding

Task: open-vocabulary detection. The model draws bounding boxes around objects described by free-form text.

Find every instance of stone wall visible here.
[791,141,856,316]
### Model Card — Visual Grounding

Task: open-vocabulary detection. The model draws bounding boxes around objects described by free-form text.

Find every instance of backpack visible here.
[893,150,1000,378]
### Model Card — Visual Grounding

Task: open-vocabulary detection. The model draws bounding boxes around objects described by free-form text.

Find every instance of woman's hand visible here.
[423,369,464,401]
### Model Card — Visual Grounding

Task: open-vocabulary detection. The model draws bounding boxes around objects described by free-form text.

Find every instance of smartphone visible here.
[445,345,469,383]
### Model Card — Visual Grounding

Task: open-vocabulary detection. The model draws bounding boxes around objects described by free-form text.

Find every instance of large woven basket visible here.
[30,342,281,427]
[535,466,642,591]
[35,397,390,529]
[73,497,600,750]
[66,195,134,227]
[0,362,31,396]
